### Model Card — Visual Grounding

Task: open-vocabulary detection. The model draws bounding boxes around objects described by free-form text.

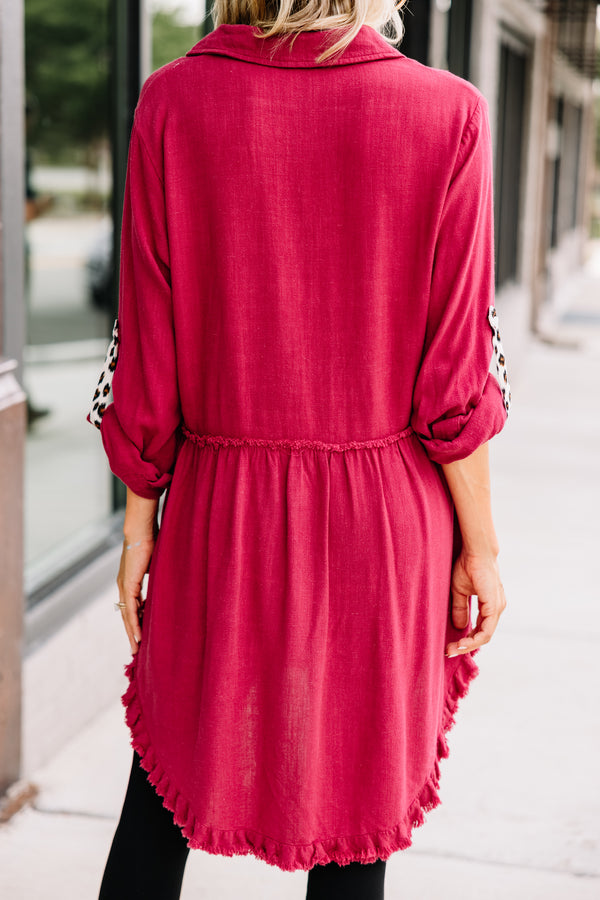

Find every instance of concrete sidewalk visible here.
[1,261,599,898]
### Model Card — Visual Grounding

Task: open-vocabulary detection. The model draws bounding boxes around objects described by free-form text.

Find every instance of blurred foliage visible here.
[597,95,600,164]
[25,0,201,164]
[25,0,110,164]
[152,9,200,72]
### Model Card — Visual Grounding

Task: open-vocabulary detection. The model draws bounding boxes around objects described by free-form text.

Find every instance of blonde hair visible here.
[209,0,409,65]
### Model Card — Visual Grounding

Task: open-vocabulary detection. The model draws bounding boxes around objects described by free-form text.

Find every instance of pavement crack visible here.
[32,804,116,822]
[408,847,599,879]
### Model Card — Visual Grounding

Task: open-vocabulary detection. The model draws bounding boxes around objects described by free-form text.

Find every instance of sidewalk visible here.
[1,261,599,898]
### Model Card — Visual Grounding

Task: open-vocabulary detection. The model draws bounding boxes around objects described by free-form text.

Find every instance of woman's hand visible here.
[440,443,506,658]
[117,487,160,655]
[116,536,155,654]
[445,552,506,657]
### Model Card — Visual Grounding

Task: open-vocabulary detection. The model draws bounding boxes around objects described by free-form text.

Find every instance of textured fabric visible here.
[89,318,119,429]
[95,23,507,871]
[488,306,512,414]
[98,751,385,899]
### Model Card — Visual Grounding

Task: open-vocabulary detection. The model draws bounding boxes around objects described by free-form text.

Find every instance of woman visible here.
[91,0,509,897]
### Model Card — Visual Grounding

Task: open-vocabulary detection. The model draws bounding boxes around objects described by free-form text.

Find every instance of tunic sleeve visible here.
[410,96,508,465]
[95,117,181,500]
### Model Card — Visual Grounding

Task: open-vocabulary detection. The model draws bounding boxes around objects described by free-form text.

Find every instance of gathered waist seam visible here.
[180,424,415,453]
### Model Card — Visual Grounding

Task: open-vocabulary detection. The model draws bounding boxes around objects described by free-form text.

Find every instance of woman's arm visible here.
[441,441,506,658]
[116,488,159,654]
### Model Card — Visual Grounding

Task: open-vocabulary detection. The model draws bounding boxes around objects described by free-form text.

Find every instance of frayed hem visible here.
[120,649,480,872]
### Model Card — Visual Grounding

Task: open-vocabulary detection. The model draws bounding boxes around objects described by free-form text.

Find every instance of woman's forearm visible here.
[123,487,159,544]
[440,442,499,559]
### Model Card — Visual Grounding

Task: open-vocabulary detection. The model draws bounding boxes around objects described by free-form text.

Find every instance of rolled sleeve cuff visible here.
[98,404,173,500]
[415,374,507,465]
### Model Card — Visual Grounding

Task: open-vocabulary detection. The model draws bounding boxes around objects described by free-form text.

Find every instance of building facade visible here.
[406,0,598,343]
[0,0,597,794]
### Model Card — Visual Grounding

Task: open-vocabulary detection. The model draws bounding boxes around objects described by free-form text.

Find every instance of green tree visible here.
[25,1,204,164]
[25,0,110,163]
[151,8,200,72]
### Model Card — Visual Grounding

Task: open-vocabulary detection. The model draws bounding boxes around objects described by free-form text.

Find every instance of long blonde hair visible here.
[209,0,409,65]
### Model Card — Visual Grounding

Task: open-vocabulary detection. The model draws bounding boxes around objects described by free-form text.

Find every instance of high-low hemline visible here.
[120,647,481,872]
[94,28,507,875]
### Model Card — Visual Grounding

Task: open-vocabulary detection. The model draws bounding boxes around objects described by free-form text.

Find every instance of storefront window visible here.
[22,0,206,603]
[23,0,115,598]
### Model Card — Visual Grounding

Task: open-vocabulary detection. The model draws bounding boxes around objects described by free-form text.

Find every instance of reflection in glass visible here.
[23,0,113,592]
[22,0,207,598]
[149,0,205,71]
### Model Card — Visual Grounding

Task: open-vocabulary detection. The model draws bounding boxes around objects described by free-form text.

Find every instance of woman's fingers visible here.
[116,539,154,655]
[117,579,143,655]
[451,588,470,630]
[446,556,506,657]
[125,594,143,651]
[448,608,497,655]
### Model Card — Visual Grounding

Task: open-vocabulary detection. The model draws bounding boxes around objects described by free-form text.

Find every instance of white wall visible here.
[22,548,129,775]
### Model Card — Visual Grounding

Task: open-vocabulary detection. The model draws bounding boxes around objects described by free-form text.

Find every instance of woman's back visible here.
[116,24,499,447]
[95,21,508,876]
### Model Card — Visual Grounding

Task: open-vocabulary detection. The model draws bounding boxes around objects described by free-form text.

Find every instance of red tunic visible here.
[94,23,507,871]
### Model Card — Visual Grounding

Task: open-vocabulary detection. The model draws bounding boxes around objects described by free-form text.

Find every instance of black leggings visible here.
[99,750,386,899]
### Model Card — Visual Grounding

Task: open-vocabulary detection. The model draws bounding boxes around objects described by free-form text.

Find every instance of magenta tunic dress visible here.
[92,23,508,872]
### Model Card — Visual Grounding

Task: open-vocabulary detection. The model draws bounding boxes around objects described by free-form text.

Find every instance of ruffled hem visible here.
[120,648,480,872]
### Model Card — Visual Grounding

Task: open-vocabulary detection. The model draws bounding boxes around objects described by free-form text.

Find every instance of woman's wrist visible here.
[123,488,159,544]
[460,535,500,561]
[442,443,500,564]
[123,520,158,544]
[122,534,156,549]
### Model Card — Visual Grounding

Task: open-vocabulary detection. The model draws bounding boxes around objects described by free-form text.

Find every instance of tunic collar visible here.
[185,23,406,68]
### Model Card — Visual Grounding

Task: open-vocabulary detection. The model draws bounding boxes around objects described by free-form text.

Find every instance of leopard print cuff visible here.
[488,306,511,414]
[89,318,119,429]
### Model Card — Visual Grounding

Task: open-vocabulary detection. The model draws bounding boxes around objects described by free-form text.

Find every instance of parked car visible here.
[85,220,114,311]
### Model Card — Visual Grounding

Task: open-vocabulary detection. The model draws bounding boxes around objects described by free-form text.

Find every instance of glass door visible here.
[23,0,116,600]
